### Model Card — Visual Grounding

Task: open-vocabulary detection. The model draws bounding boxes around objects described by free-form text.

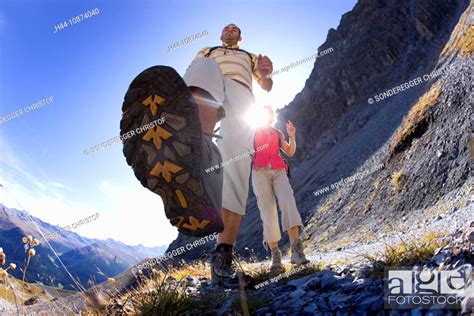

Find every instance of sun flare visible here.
[243,104,276,129]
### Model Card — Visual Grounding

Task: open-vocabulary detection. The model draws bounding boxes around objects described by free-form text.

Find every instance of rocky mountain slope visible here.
[16,203,473,315]
[5,0,473,314]
[0,204,166,290]
[168,0,473,262]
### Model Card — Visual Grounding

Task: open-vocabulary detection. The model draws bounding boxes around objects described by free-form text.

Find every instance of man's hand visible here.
[256,55,273,77]
[286,121,296,137]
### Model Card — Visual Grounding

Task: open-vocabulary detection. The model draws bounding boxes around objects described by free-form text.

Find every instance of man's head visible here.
[220,23,242,46]
[263,105,275,127]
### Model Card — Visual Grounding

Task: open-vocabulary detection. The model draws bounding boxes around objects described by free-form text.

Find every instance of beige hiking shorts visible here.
[183,58,255,215]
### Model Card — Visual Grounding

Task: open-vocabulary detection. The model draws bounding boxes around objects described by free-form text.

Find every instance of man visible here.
[120,23,273,285]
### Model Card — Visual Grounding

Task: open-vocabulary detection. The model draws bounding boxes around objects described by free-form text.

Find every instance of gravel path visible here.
[304,201,473,266]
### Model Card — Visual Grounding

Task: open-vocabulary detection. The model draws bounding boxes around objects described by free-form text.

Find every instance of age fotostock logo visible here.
[385,266,472,310]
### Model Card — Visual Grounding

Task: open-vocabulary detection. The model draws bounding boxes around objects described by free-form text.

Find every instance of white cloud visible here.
[95,180,177,247]
[0,137,78,218]
[0,135,177,247]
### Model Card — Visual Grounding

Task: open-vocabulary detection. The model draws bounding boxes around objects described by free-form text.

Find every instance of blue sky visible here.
[0,0,357,247]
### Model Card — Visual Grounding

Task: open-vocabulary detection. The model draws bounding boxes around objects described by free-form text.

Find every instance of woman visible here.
[251,105,309,274]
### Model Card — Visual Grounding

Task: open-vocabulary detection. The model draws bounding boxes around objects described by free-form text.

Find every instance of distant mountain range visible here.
[0,203,166,290]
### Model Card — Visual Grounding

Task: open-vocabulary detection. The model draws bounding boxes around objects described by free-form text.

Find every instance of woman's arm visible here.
[279,121,296,157]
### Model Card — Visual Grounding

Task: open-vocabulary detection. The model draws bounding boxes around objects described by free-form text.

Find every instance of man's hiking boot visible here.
[210,246,255,288]
[210,246,236,284]
[269,248,285,275]
[290,239,310,265]
[120,66,223,237]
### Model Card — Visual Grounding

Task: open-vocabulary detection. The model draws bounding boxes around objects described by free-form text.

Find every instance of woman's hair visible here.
[263,105,273,113]
[263,105,275,125]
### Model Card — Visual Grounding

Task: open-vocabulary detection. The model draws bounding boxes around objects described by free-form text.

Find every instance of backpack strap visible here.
[204,46,255,69]
[272,128,283,153]
[251,130,257,169]
[273,128,289,172]
[204,46,221,58]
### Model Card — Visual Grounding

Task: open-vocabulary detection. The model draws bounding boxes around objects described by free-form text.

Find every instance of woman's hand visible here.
[280,121,297,157]
[286,121,296,137]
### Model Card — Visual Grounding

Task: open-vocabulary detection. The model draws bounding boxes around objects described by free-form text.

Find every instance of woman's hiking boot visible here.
[270,247,285,275]
[290,239,309,265]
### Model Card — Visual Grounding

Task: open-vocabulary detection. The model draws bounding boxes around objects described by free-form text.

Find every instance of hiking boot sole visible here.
[120,65,223,237]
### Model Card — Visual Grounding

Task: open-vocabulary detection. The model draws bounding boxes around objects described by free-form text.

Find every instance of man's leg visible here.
[189,87,223,135]
[218,208,242,245]
[210,78,254,286]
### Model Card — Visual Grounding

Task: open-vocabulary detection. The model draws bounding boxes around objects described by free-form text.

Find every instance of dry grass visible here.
[357,230,449,276]
[440,7,474,59]
[318,199,333,214]
[333,236,353,249]
[391,170,406,194]
[108,261,224,315]
[111,258,324,315]
[363,191,378,213]
[389,82,442,155]
[0,279,17,303]
[424,195,470,221]
[244,262,273,285]
[382,223,396,235]
[373,176,382,190]
[317,235,329,243]
[346,200,356,213]
[168,260,210,280]
[134,275,194,316]
[457,26,474,57]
